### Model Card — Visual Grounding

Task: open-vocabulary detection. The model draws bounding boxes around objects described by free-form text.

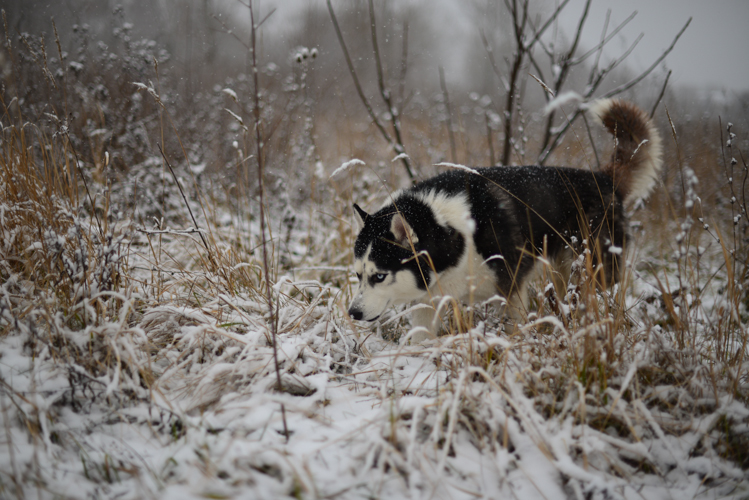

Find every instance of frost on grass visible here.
[329,158,365,179]
[434,162,480,175]
[2,148,748,499]
[2,18,748,500]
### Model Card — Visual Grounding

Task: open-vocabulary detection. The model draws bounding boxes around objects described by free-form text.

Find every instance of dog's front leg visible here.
[408,301,438,343]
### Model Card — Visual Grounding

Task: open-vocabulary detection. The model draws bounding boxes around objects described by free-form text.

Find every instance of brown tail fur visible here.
[588,99,663,203]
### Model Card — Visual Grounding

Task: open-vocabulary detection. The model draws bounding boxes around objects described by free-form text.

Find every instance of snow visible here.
[222,88,238,101]
[434,162,480,175]
[1,109,747,500]
[7,288,746,500]
[543,91,583,115]
[329,158,365,179]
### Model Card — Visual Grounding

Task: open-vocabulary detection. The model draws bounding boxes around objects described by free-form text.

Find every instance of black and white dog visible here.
[348,99,662,339]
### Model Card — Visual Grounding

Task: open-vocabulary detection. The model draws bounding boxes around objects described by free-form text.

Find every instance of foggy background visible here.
[3,0,747,196]
[6,0,747,96]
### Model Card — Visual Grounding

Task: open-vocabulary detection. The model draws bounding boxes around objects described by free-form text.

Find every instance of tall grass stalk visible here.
[248,0,289,440]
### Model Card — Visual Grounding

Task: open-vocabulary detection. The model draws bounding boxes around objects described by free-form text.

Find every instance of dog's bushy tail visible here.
[588,99,663,203]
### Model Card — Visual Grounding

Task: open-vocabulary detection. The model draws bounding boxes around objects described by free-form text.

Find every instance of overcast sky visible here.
[267,0,748,95]
[556,0,749,93]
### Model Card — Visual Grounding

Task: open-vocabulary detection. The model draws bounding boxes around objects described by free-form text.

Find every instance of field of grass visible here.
[1,4,748,499]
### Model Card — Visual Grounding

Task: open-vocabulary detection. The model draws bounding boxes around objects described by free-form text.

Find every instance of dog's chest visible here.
[431,232,497,302]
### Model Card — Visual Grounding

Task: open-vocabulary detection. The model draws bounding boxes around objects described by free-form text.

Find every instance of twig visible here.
[538,18,690,164]
[485,111,496,166]
[397,19,409,104]
[537,0,592,155]
[248,0,289,442]
[326,0,415,181]
[521,0,571,50]
[650,69,671,119]
[589,9,612,87]
[500,0,529,166]
[497,0,570,165]
[439,66,458,164]
[157,144,214,263]
[368,0,414,181]
[479,29,504,86]
[574,10,637,66]
[602,17,691,98]
[581,112,600,170]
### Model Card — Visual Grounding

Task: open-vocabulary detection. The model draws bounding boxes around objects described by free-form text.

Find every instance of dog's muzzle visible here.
[348,307,364,321]
[348,307,379,322]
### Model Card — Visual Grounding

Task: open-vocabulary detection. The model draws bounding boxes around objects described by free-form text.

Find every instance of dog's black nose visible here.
[349,309,363,321]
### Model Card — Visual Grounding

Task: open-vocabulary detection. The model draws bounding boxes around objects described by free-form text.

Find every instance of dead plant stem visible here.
[248,0,289,441]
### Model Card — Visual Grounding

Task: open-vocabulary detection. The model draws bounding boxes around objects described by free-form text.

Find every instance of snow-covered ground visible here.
[1,195,747,499]
[1,10,747,496]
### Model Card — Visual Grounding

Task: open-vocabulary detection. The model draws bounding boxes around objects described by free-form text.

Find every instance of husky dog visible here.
[348,99,662,337]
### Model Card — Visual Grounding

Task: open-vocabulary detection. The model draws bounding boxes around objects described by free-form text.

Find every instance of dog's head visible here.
[347,203,429,321]
[347,196,466,322]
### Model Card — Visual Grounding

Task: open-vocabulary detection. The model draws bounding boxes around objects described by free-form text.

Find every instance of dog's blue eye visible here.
[374,273,387,283]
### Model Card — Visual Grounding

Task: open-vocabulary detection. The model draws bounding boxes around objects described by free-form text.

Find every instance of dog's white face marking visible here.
[348,244,426,321]
[348,191,488,325]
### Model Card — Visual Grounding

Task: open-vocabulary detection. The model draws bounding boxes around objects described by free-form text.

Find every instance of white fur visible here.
[587,98,663,203]
[349,245,428,322]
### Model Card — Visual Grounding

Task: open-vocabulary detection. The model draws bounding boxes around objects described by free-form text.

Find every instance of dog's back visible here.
[348,99,662,333]
[409,165,626,298]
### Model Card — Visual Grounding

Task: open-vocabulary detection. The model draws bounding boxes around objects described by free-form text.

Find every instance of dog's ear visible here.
[390,213,418,247]
[353,204,369,227]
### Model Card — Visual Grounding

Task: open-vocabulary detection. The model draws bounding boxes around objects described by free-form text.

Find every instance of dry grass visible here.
[1,10,748,499]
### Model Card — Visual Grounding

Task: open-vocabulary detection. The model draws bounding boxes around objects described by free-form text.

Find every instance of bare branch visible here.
[565,0,591,67]
[537,0,591,154]
[256,7,276,28]
[537,109,579,164]
[368,0,414,180]
[597,32,643,80]
[368,0,387,103]
[497,0,572,165]
[248,0,289,441]
[650,69,672,118]
[326,0,414,181]
[479,29,504,84]
[523,0,572,50]
[602,17,691,98]
[581,112,600,169]
[397,19,409,104]
[439,66,458,164]
[573,10,637,66]
[537,17,689,164]
[500,0,530,165]
[325,3,392,147]
[212,13,249,50]
[589,9,611,83]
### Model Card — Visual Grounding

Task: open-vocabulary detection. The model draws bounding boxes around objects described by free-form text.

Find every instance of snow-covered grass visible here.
[2,106,748,499]
[1,16,748,500]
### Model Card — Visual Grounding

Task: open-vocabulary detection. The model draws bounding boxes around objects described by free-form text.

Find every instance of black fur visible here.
[355,165,626,296]
[354,195,466,290]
